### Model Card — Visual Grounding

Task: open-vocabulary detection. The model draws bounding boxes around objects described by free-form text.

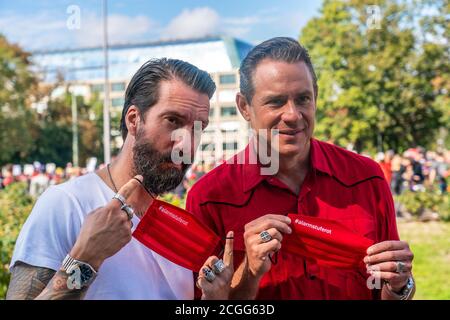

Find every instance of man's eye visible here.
[298,96,311,104]
[167,117,179,126]
[268,100,284,106]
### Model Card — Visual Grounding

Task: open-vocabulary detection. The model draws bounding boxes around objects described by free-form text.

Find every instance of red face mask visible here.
[133,199,221,272]
[282,214,374,269]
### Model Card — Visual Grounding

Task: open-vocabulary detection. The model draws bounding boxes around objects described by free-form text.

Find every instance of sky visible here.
[0,0,323,51]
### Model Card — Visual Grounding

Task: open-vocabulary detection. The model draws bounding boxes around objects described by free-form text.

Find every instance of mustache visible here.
[132,141,190,195]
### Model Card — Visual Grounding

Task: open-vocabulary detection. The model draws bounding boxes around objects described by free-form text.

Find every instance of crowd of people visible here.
[1,146,448,199]
[375,147,449,195]
[0,162,86,197]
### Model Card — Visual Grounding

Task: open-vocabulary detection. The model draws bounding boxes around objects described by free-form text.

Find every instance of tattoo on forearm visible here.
[6,262,55,300]
[36,270,88,300]
[6,262,89,300]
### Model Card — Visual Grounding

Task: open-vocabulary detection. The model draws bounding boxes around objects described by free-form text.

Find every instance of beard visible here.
[132,134,190,196]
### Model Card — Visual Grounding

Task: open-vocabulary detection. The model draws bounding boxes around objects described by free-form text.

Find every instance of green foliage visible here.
[0,182,34,298]
[300,0,449,152]
[0,34,38,164]
[398,221,450,299]
[395,190,450,221]
[28,92,104,167]
[0,34,109,167]
[160,193,187,209]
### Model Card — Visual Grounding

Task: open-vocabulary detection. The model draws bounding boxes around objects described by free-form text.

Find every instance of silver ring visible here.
[203,267,216,282]
[212,259,226,274]
[121,204,135,220]
[396,261,406,273]
[259,230,272,243]
[113,193,126,206]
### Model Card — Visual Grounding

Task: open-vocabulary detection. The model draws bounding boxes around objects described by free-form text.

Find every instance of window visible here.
[91,84,104,92]
[223,142,238,151]
[111,98,125,107]
[221,128,238,133]
[201,143,215,151]
[219,74,236,85]
[221,106,237,117]
[111,82,126,92]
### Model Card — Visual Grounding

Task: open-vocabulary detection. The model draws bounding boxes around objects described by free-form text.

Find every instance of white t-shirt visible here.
[10,173,194,300]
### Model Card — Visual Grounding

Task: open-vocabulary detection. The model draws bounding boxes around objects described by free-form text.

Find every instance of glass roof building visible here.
[31,36,254,164]
[32,36,252,83]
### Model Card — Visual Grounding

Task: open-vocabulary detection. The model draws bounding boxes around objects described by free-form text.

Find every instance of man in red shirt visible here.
[186,37,415,300]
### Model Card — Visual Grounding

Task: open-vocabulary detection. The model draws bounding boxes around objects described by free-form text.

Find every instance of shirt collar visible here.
[242,139,321,193]
[308,138,385,186]
[242,138,383,192]
[310,138,333,176]
[242,143,266,193]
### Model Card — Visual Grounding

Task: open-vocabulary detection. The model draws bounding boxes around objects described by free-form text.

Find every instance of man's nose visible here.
[281,101,302,124]
[172,128,192,151]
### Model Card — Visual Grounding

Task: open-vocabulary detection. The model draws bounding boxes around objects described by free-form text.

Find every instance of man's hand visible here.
[7,176,147,300]
[243,214,292,279]
[197,231,234,300]
[69,175,145,270]
[364,240,414,294]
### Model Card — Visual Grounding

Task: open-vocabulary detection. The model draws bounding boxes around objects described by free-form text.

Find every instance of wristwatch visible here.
[61,254,97,289]
[386,276,415,300]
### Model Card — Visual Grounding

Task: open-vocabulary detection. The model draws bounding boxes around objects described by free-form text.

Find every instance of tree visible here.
[0,34,38,165]
[300,0,449,153]
[0,34,113,167]
[29,90,105,167]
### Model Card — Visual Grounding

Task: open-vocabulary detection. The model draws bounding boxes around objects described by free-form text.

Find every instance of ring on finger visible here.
[259,230,272,243]
[120,204,135,220]
[212,259,226,274]
[395,261,406,274]
[112,193,127,206]
[203,267,216,282]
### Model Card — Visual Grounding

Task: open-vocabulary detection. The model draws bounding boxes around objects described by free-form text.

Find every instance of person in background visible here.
[29,167,50,198]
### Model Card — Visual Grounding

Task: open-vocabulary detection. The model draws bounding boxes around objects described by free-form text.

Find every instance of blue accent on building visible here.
[31,36,254,83]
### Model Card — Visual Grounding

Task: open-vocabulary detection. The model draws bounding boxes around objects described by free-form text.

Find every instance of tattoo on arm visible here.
[6,262,89,300]
[35,270,89,300]
[6,262,55,300]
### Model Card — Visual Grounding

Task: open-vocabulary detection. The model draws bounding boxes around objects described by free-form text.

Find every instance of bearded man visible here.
[6,58,233,300]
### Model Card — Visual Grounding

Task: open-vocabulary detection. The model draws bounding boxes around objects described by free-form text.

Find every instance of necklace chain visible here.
[107,163,154,198]
[107,163,118,193]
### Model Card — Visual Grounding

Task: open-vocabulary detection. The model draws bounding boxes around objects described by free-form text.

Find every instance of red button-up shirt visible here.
[186,139,399,300]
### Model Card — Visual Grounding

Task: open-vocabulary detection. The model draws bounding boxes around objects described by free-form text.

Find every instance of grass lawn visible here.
[397,220,450,300]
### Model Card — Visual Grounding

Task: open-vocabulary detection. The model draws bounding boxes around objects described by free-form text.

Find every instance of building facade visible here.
[31,36,254,165]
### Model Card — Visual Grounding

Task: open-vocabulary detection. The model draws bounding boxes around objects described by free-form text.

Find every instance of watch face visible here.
[406,277,414,289]
[79,264,94,285]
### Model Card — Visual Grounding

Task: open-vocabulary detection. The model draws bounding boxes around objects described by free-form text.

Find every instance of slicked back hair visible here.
[239,37,318,104]
[120,58,216,140]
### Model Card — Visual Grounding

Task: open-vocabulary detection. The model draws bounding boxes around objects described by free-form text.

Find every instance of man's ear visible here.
[125,105,140,137]
[236,93,251,122]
